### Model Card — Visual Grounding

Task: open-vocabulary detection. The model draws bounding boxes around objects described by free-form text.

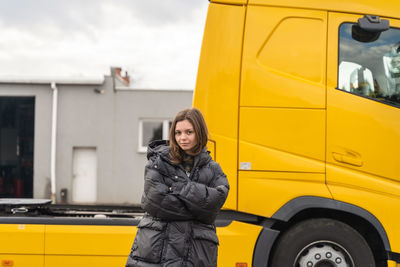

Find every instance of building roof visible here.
[0,75,193,92]
[0,75,105,85]
[0,66,193,91]
[115,86,193,92]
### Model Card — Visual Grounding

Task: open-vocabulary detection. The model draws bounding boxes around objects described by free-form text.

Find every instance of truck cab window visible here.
[338,23,400,108]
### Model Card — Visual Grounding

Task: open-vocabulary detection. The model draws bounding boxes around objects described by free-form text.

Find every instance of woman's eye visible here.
[187,131,193,135]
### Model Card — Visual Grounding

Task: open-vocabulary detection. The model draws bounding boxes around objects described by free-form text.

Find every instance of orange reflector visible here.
[236,263,247,267]
[2,260,13,266]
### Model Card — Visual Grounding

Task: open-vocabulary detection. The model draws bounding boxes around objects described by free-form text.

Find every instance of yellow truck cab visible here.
[194,0,400,266]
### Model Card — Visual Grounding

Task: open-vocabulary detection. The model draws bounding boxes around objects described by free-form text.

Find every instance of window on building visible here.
[138,119,171,152]
[338,23,400,108]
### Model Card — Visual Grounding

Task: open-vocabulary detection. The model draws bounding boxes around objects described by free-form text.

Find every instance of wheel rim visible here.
[294,240,355,267]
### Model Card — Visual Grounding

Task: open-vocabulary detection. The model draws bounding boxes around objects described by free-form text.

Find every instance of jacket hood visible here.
[147,140,170,160]
[147,140,212,167]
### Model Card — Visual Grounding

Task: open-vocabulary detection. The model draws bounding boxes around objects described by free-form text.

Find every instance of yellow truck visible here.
[193,0,400,266]
[0,199,261,267]
[1,0,400,266]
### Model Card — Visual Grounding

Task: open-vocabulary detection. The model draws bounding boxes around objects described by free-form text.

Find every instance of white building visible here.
[0,67,193,204]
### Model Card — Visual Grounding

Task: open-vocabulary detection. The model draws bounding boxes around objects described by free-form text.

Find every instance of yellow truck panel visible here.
[239,107,326,172]
[0,224,44,254]
[211,0,248,4]
[238,171,330,217]
[0,224,44,267]
[387,260,400,267]
[327,164,400,252]
[45,225,135,255]
[326,11,400,254]
[0,217,260,267]
[194,2,247,210]
[241,6,326,108]
[44,255,126,267]
[248,0,400,20]
[0,255,44,267]
[217,221,262,267]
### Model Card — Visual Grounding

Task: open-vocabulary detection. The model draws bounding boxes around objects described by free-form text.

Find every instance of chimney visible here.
[111,66,130,87]
[123,71,130,85]
[115,67,122,77]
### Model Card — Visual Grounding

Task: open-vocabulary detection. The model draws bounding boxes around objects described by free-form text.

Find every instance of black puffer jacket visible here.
[126,140,229,267]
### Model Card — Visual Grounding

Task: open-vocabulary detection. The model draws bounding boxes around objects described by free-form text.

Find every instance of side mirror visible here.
[352,15,389,43]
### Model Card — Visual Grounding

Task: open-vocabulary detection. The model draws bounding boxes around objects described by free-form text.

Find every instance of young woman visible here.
[126,108,229,267]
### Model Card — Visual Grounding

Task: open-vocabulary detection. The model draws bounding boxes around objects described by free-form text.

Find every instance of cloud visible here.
[119,0,206,26]
[0,1,104,35]
[0,0,208,89]
[0,1,205,33]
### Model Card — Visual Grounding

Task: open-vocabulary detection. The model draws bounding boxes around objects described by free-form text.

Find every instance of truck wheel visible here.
[270,218,375,267]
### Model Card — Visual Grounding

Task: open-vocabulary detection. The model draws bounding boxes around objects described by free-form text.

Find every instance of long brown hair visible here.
[169,108,208,164]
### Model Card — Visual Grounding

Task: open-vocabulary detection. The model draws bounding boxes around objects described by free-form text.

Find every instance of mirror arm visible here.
[358,15,389,33]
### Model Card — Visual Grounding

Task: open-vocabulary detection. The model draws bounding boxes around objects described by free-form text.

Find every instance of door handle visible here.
[332,150,363,167]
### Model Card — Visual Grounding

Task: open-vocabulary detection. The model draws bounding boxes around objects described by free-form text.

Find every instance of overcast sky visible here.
[0,0,209,89]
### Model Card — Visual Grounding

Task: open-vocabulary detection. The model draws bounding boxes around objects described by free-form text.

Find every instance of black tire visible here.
[270,218,375,267]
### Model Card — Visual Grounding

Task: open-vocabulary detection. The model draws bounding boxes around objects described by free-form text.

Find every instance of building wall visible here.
[112,89,193,204]
[0,83,53,199]
[56,78,116,204]
[0,76,193,204]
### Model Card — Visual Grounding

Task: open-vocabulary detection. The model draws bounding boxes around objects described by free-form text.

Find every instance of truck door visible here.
[238,5,331,217]
[326,13,400,251]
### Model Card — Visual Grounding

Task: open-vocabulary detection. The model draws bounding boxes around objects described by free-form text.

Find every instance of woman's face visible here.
[175,119,197,152]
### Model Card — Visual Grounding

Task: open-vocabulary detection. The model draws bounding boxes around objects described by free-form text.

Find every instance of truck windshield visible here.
[338,23,400,108]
